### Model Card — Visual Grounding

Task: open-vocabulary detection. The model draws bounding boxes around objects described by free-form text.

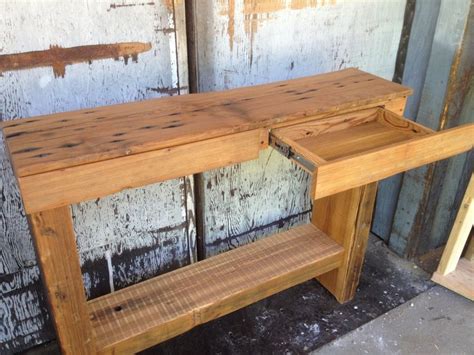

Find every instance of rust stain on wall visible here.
[164,0,183,11]
[438,47,464,131]
[228,0,236,52]
[290,0,335,10]
[0,42,152,78]
[219,0,336,54]
[108,2,155,11]
[242,0,286,15]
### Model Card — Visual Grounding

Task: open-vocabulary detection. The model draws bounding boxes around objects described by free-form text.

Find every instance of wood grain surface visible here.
[313,124,474,200]
[88,223,343,354]
[272,108,474,200]
[28,207,95,354]
[313,183,378,303]
[18,129,266,213]
[2,68,411,178]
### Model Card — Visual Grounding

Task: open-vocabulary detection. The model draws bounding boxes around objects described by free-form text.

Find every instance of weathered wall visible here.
[193,0,407,257]
[0,1,193,353]
[375,0,474,257]
[372,0,441,240]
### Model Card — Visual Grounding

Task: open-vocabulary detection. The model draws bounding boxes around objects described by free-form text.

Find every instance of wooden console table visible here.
[2,68,473,354]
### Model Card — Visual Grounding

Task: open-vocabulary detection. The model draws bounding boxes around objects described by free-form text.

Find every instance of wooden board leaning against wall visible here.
[0,1,192,353]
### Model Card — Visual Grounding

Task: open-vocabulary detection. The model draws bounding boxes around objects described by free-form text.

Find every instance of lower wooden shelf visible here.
[88,224,343,354]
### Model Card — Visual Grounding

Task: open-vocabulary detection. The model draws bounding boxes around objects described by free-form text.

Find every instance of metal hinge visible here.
[269,135,317,173]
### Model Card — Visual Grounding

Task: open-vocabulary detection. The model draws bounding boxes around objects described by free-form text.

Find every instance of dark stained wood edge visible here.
[2,69,412,179]
[19,130,266,214]
[0,68,412,130]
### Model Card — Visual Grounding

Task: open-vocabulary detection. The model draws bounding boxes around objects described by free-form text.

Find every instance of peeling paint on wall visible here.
[199,148,313,258]
[146,85,184,95]
[217,0,338,65]
[0,0,191,352]
[0,42,152,78]
[108,2,155,11]
[0,266,54,351]
[219,0,336,50]
[196,0,406,258]
[241,0,331,15]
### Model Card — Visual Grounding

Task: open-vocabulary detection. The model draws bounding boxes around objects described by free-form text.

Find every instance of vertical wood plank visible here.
[174,0,190,95]
[436,174,474,275]
[312,183,378,303]
[28,207,95,354]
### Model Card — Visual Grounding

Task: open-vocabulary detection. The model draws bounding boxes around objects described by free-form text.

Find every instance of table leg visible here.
[312,183,378,303]
[28,206,96,354]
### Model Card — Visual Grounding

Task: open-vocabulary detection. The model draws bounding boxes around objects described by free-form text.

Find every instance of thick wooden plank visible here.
[314,124,473,200]
[432,258,474,301]
[435,174,474,275]
[18,130,265,214]
[271,108,471,200]
[1,68,411,178]
[312,183,378,303]
[88,224,343,354]
[27,207,95,354]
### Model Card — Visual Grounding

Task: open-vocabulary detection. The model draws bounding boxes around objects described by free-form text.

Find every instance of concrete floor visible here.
[313,286,474,355]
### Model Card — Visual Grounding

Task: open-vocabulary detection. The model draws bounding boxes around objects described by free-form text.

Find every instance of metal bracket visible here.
[269,135,317,173]
[271,136,293,159]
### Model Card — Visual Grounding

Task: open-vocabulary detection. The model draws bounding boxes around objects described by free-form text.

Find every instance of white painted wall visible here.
[0,1,192,352]
[195,0,406,256]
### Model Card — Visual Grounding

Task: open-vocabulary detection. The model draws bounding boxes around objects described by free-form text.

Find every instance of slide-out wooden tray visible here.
[271,107,473,200]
